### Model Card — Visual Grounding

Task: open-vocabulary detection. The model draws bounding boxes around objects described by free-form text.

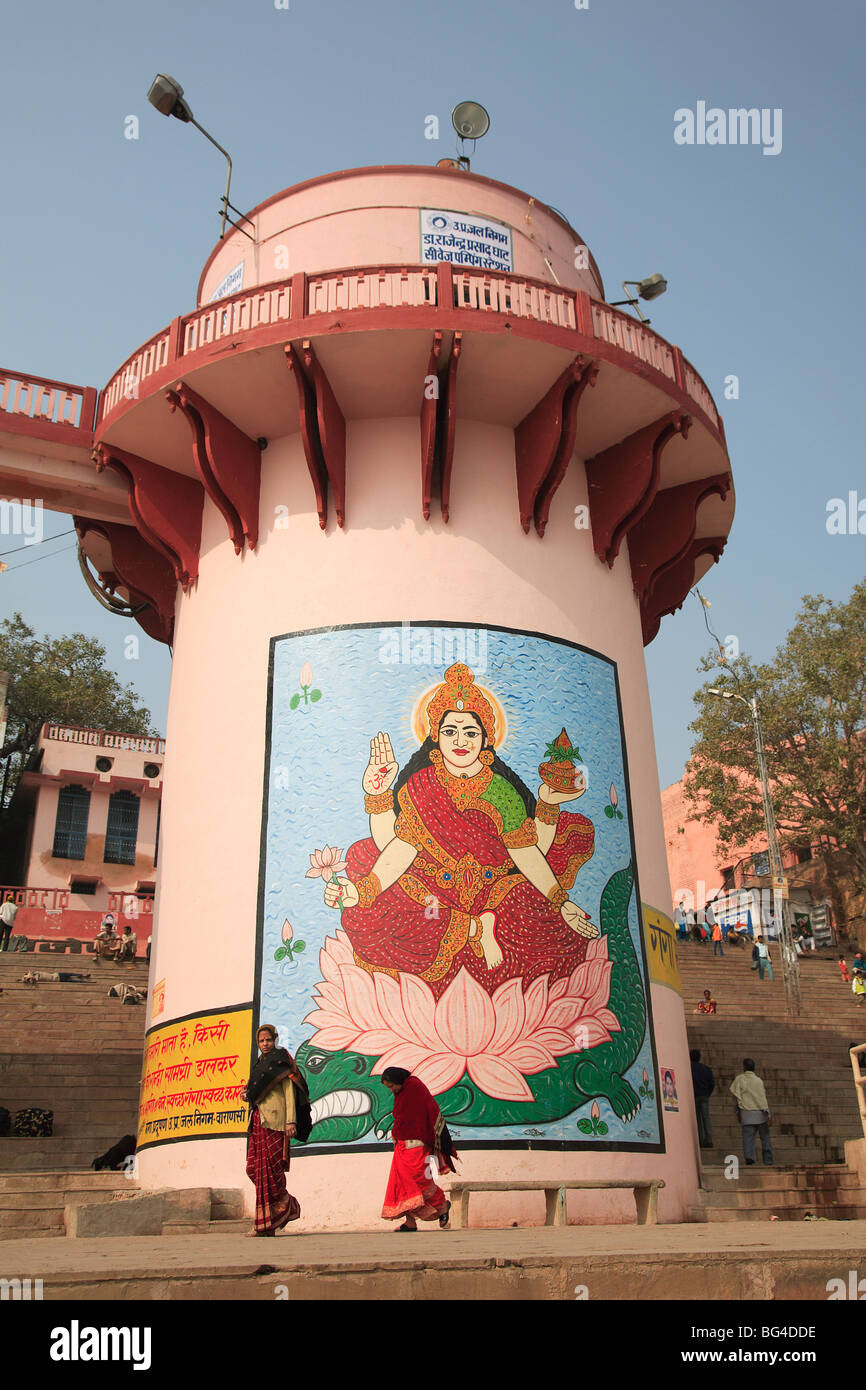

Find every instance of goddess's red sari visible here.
[341,760,595,998]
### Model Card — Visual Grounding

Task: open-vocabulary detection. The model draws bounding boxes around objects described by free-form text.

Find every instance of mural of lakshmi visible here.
[320,662,598,997]
[276,635,654,1134]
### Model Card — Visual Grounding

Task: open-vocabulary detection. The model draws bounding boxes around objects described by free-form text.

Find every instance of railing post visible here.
[290,272,307,323]
[672,346,685,391]
[575,290,593,338]
[436,260,454,311]
[167,316,183,366]
[79,387,98,433]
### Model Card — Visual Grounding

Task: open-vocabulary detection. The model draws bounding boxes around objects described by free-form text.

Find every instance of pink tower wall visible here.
[140,422,701,1226]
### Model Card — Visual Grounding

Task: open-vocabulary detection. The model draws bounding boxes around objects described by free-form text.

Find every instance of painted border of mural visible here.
[254,620,664,1155]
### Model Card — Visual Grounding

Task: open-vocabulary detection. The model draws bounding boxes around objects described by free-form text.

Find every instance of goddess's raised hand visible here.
[362,731,399,795]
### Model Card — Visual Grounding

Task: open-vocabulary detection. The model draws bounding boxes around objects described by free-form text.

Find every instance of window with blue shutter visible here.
[52,785,91,860]
[104,790,140,865]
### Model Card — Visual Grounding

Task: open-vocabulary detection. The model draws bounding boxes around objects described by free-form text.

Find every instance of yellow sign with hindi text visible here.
[642,904,683,995]
[137,1003,253,1150]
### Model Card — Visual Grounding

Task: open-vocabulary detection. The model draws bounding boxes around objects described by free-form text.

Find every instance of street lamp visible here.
[146,74,253,241]
[707,687,802,1016]
[610,274,668,324]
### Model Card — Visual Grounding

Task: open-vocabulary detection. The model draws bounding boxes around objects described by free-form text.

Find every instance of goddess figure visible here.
[322,663,598,998]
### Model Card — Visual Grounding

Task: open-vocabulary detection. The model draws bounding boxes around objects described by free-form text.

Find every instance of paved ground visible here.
[2,1221,864,1299]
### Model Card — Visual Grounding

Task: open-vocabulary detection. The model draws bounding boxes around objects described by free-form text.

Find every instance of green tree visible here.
[684,581,866,917]
[0,613,157,807]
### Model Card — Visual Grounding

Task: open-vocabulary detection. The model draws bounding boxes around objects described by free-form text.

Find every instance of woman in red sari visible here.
[381,1067,456,1230]
[242,1025,309,1236]
[323,662,598,997]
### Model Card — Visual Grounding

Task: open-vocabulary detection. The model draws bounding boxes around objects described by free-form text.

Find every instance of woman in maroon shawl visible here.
[323,662,598,998]
[242,1025,309,1236]
[381,1067,456,1230]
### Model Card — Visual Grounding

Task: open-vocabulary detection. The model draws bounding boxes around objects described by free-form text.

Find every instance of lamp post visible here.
[707,687,802,1017]
[146,74,252,241]
[610,274,668,324]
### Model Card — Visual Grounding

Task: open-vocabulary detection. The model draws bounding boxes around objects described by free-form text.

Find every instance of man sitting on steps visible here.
[730,1058,774,1167]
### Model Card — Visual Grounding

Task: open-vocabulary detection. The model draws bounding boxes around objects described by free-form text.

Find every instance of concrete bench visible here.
[447,1178,665,1229]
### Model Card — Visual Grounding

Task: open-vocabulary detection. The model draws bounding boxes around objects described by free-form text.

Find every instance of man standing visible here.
[711,918,724,958]
[690,1049,715,1149]
[755,937,774,980]
[0,896,18,952]
[730,1058,774,1166]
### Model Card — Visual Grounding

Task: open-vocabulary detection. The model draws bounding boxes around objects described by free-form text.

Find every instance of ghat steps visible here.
[679,946,866,1219]
[0,954,147,1169]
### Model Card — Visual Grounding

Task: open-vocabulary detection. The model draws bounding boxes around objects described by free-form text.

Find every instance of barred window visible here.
[104,790,140,866]
[52,785,91,860]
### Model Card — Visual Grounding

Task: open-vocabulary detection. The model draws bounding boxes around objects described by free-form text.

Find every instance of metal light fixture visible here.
[146,73,253,241]
[610,274,668,324]
[448,100,490,171]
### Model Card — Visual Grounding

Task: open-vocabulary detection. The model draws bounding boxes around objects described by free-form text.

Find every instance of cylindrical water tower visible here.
[80,163,733,1228]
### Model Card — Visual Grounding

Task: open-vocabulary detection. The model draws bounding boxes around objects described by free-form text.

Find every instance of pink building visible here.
[662,772,836,943]
[2,722,163,946]
[1,162,735,1226]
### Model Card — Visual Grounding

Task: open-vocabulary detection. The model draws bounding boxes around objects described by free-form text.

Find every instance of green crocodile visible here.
[296,863,648,1144]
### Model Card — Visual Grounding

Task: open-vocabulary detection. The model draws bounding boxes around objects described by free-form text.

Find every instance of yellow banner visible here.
[137,1004,253,1149]
[642,904,682,995]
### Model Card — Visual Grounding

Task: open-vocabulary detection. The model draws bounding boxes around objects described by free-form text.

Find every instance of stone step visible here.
[696,1205,866,1222]
[0,1139,130,1169]
[161,1218,249,1236]
[0,1171,138,1192]
[700,1166,861,1190]
[696,1186,866,1210]
[0,1187,134,1212]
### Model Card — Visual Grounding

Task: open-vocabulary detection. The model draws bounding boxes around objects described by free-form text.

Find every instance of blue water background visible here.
[259,624,660,1147]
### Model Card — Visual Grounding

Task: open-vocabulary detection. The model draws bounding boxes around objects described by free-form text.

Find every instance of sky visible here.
[1,0,863,789]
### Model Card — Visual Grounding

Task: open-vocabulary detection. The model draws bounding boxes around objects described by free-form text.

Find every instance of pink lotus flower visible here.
[303,930,621,1102]
[300,662,313,689]
[305,846,347,880]
[591,1100,600,1121]
[281,919,293,944]
[609,783,618,808]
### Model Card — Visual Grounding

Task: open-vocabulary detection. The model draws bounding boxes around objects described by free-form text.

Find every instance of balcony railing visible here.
[96,263,723,435]
[0,368,97,440]
[43,723,166,755]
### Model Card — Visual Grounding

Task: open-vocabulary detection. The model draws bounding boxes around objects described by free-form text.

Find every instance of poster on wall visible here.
[661,1067,679,1112]
[137,1004,252,1150]
[256,621,662,1153]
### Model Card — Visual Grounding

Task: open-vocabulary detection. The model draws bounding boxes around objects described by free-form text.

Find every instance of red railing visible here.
[0,368,97,440]
[43,723,166,755]
[95,264,723,435]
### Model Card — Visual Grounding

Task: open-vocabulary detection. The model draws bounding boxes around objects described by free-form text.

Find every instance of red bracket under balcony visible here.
[628,472,732,606]
[515,356,597,535]
[165,380,261,554]
[439,332,462,524]
[640,536,727,644]
[74,517,177,647]
[285,342,346,528]
[93,443,203,590]
[420,331,443,521]
[533,359,599,537]
[419,331,463,522]
[587,411,691,567]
